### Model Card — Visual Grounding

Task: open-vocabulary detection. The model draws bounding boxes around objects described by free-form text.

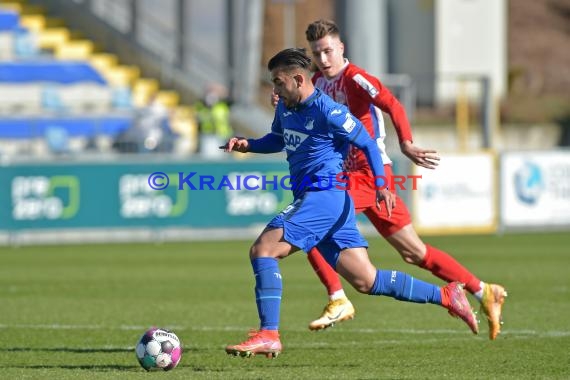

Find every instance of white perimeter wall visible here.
[435,0,507,102]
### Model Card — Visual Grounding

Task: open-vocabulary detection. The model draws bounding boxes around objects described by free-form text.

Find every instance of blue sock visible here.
[369,270,442,304]
[251,257,282,330]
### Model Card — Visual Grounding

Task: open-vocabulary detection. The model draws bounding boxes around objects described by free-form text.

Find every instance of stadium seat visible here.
[0,31,13,59]
[54,39,94,60]
[0,116,133,139]
[41,84,65,113]
[58,83,113,113]
[156,90,180,109]
[19,14,46,33]
[89,53,118,73]
[170,105,199,154]
[132,78,159,107]
[102,65,140,87]
[44,125,70,154]
[0,3,22,14]
[0,83,42,114]
[0,9,19,31]
[35,27,70,50]
[112,85,133,109]
[12,26,37,57]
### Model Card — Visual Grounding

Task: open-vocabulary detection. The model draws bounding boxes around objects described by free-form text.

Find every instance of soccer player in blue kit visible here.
[221,48,478,358]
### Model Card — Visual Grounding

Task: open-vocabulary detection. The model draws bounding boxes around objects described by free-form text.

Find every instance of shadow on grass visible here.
[0,347,131,353]
[0,347,145,371]
[0,364,140,371]
[1,363,199,372]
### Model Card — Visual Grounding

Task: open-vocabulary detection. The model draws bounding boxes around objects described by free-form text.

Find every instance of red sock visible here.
[440,285,451,308]
[260,329,280,338]
[307,247,343,296]
[420,245,481,294]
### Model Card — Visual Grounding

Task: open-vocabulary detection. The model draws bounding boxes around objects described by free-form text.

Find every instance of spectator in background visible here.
[195,83,232,156]
[113,94,175,153]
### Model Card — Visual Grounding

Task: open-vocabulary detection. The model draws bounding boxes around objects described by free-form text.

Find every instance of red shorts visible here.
[347,165,412,237]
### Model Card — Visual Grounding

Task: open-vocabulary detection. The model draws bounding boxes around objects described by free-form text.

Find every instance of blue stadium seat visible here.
[0,61,107,84]
[0,10,19,31]
[0,116,132,138]
[41,84,65,113]
[13,27,38,58]
[44,125,70,154]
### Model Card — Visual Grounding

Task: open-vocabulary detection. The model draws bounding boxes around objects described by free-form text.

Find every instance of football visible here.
[135,327,182,371]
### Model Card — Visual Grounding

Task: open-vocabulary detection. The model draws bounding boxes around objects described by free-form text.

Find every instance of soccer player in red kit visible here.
[298,19,506,340]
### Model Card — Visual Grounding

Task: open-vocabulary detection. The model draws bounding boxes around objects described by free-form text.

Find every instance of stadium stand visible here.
[0,3,198,156]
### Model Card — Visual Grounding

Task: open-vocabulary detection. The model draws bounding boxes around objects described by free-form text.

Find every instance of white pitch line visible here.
[0,324,568,338]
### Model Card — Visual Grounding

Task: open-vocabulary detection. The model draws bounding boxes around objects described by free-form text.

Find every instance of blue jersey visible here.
[271,89,365,198]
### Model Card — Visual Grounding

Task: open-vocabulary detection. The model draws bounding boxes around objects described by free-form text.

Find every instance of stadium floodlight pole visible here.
[456,78,469,152]
[480,76,493,149]
[283,0,296,49]
[340,0,388,76]
[230,0,265,107]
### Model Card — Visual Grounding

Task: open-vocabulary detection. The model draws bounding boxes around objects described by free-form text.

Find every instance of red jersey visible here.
[313,60,413,172]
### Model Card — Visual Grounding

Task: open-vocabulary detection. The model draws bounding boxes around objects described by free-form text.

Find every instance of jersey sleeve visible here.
[350,70,413,144]
[328,108,385,186]
[247,133,284,153]
[270,103,284,136]
[248,106,284,153]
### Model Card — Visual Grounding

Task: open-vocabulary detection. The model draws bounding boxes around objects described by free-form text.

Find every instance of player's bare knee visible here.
[349,278,374,294]
[249,244,267,258]
[249,243,283,259]
[399,247,425,266]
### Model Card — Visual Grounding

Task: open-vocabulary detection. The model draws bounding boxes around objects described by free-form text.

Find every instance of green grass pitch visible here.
[0,232,569,379]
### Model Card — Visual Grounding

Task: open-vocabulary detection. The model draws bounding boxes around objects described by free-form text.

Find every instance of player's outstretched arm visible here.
[330,109,396,215]
[400,140,440,169]
[220,136,250,153]
[221,133,284,154]
[348,124,395,216]
[355,138,396,217]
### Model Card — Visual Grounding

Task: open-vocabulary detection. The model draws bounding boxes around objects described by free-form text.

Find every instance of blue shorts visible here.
[267,190,368,268]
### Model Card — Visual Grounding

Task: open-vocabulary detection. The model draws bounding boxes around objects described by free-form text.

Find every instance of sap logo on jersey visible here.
[284,129,309,151]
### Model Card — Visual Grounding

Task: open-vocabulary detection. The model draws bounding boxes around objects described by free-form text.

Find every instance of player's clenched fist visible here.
[220,137,249,153]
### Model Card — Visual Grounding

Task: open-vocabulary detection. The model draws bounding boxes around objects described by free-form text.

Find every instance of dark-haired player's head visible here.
[268,48,315,108]
[267,47,312,72]
[305,19,345,80]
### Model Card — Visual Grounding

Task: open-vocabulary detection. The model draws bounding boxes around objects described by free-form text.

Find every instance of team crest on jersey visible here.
[353,73,379,98]
[304,118,314,130]
[342,114,356,133]
[283,129,309,151]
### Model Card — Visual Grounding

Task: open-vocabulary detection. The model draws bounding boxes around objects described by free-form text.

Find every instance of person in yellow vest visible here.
[195,84,233,155]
